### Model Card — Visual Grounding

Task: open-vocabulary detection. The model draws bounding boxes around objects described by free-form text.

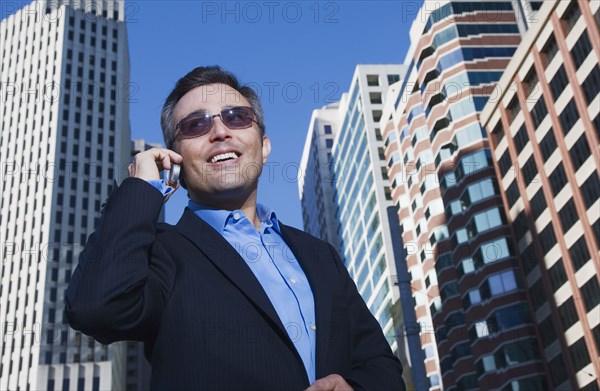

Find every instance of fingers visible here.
[128,148,183,181]
[305,374,354,391]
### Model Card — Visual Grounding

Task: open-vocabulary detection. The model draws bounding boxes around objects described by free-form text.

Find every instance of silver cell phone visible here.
[166,163,181,186]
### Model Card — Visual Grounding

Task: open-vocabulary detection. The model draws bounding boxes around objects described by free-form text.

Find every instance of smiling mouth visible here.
[210,152,240,163]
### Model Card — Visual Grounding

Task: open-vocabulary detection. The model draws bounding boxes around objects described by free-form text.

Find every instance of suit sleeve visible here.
[65,177,176,345]
[329,245,407,391]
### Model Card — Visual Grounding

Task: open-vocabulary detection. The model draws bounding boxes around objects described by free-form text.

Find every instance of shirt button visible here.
[309,324,316,331]
[290,278,297,285]
[233,212,241,220]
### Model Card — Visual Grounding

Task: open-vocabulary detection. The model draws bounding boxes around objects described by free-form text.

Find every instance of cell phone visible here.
[166,163,181,186]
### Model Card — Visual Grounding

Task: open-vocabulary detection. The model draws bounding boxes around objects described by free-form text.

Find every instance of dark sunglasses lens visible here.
[180,115,211,136]
[222,107,254,128]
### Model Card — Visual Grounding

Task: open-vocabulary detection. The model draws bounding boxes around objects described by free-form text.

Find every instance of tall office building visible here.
[1,1,131,389]
[480,1,600,389]
[299,102,342,253]
[332,64,406,353]
[301,65,431,389]
[380,1,556,389]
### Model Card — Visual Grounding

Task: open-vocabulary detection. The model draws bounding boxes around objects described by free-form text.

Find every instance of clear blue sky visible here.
[128,1,418,227]
[4,1,417,228]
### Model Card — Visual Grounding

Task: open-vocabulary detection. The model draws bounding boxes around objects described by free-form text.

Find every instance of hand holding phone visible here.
[166,163,181,187]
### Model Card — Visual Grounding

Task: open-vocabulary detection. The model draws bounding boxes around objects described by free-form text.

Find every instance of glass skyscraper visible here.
[300,64,429,389]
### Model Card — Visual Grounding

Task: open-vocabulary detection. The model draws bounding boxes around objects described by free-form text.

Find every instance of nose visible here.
[208,114,232,142]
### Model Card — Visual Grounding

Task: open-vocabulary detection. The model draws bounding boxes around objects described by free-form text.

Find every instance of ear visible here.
[262,136,271,164]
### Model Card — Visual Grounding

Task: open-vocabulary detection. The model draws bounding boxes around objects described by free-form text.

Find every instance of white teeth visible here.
[210,152,239,163]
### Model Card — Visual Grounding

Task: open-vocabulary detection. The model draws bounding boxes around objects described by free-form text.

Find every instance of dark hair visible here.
[161,66,266,149]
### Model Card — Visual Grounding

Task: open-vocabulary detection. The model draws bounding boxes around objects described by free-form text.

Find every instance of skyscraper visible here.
[300,64,430,389]
[480,1,600,389]
[380,1,555,389]
[299,102,342,254]
[1,1,131,389]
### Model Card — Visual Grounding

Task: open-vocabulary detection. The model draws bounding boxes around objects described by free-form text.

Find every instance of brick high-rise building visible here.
[379,1,556,389]
[480,1,600,389]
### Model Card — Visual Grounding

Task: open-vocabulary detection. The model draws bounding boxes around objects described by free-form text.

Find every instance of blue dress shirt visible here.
[147,179,316,383]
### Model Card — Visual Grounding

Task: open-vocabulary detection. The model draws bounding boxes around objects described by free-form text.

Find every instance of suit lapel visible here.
[175,209,289,339]
[279,224,333,378]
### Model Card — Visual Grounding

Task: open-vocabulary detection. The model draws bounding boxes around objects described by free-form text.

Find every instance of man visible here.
[66,66,405,391]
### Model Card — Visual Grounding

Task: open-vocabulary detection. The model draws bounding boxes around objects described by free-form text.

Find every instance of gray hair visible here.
[161,66,266,149]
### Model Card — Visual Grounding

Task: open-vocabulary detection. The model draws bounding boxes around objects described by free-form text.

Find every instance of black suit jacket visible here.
[65,178,405,391]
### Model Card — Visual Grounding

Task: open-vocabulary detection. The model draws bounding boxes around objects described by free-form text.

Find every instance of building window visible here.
[569,236,590,271]
[514,212,529,242]
[558,297,579,330]
[582,65,600,104]
[323,125,332,134]
[486,270,518,298]
[514,125,528,153]
[538,224,556,253]
[530,189,547,219]
[521,156,537,186]
[571,31,593,69]
[560,0,581,33]
[569,136,591,171]
[581,173,600,209]
[505,181,519,207]
[370,92,382,104]
[580,277,600,312]
[549,354,569,386]
[549,259,567,291]
[530,97,548,128]
[549,163,568,196]
[498,151,512,178]
[559,99,579,134]
[366,75,379,86]
[372,110,382,122]
[529,279,545,310]
[539,316,557,348]
[507,96,521,123]
[541,34,559,66]
[375,128,382,141]
[523,66,538,97]
[387,74,400,84]
[569,337,591,372]
[549,65,569,101]
[539,128,557,161]
[558,199,578,232]
[491,121,505,148]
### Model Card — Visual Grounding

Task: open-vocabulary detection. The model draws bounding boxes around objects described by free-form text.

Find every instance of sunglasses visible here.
[174,106,257,140]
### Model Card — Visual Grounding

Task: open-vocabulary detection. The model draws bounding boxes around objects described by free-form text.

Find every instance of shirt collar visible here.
[256,203,282,233]
[187,200,281,234]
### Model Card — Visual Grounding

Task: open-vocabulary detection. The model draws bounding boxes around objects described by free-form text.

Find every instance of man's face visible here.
[172,83,270,202]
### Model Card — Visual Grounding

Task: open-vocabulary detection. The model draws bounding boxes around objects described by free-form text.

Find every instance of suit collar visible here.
[176,209,333,379]
[175,208,309,377]
[176,208,285,331]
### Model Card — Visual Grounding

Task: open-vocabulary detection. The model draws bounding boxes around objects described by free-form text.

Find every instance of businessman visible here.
[65,66,405,391]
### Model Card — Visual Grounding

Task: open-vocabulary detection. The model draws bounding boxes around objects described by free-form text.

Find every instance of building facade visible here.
[380,1,555,389]
[298,102,342,254]
[480,1,600,389]
[1,1,131,389]
[300,65,432,389]
[333,64,404,353]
